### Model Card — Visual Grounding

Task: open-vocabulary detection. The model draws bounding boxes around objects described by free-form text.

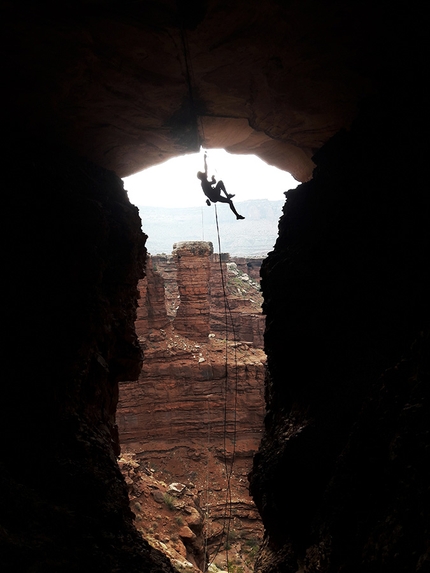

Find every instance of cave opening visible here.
[123,148,298,256]
[115,149,293,571]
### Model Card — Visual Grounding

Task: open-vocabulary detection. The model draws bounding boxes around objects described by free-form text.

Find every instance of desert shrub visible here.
[227,564,244,573]
[163,492,176,510]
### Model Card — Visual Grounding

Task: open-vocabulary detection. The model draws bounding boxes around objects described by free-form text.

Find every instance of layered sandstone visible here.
[117,329,265,571]
[136,257,171,338]
[249,90,430,573]
[118,332,265,448]
[1,145,174,573]
[117,243,266,571]
[173,241,214,341]
[209,255,265,348]
[231,258,264,283]
[117,243,266,453]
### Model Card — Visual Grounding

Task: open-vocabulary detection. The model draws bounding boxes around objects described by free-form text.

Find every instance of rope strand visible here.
[206,204,239,571]
[176,3,206,148]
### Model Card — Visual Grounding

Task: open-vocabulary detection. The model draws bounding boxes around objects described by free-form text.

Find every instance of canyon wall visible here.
[232,258,264,283]
[209,254,265,347]
[117,244,265,453]
[117,244,266,571]
[249,84,430,573]
[151,251,265,347]
[1,143,175,573]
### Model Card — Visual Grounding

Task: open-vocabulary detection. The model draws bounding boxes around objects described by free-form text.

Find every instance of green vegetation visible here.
[224,529,238,550]
[243,537,260,564]
[148,522,158,534]
[163,492,176,510]
[227,564,244,573]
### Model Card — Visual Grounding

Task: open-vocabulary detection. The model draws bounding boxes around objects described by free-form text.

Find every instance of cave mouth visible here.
[123,148,298,257]
[115,209,270,571]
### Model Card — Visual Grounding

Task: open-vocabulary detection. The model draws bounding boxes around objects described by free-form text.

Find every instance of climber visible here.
[197,152,245,220]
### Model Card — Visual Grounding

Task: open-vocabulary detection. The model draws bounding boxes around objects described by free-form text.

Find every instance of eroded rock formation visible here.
[232,258,263,283]
[138,257,172,336]
[2,1,419,182]
[117,244,266,570]
[140,249,268,350]
[209,255,265,347]
[173,241,214,341]
[119,452,207,573]
[249,88,430,572]
[1,144,175,572]
[1,1,428,572]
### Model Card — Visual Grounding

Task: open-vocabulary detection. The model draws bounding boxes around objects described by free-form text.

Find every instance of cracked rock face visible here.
[1,0,409,181]
[1,143,176,573]
[249,79,430,573]
[117,248,266,451]
[173,241,214,340]
[117,249,266,571]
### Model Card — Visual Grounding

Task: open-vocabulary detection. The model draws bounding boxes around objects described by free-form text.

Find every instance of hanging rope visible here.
[176,3,206,149]
[203,394,211,572]
[174,11,241,566]
[204,204,240,572]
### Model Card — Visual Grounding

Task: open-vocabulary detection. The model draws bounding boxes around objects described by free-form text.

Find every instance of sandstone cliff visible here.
[249,88,430,573]
[1,144,175,573]
[173,241,214,341]
[151,250,265,348]
[117,243,266,571]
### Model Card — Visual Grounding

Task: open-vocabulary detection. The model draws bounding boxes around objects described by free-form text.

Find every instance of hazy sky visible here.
[123,149,299,207]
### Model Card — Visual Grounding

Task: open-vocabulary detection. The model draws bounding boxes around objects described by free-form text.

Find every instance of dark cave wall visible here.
[249,81,430,571]
[0,142,174,572]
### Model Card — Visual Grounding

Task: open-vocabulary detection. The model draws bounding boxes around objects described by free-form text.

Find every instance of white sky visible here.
[123,149,299,207]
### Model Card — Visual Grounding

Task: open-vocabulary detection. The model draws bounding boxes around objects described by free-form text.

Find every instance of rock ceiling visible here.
[2,1,403,181]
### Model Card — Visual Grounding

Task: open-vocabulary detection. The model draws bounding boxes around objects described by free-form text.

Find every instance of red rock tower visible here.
[173,241,213,341]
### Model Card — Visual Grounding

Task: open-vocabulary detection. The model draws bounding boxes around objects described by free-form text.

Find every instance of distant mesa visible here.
[136,199,284,257]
